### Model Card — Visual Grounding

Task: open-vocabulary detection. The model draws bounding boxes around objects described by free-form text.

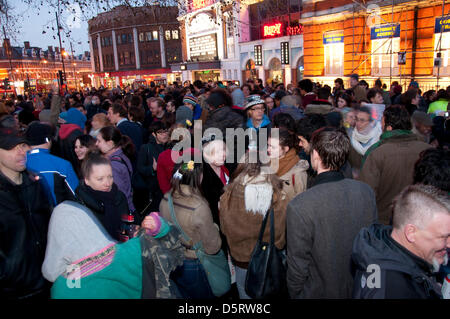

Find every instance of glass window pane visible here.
[172,30,179,40]
[153,31,159,40]
[165,30,171,41]
[146,32,152,41]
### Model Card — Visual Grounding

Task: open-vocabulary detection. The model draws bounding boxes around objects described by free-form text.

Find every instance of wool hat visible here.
[231,88,245,108]
[183,94,198,107]
[0,127,28,150]
[176,105,193,126]
[244,95,265,111]
[25,122,53,146]
[205,91,228,109]
[59,107,87,130]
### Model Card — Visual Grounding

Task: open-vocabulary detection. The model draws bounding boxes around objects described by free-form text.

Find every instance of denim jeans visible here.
[235,266,251,299]
[170,259,215,299]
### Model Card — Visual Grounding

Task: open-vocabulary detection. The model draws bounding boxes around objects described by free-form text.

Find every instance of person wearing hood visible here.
[348,106,382,175]
[219,151,288,299]
[231,87,245,110]
[287,128,377,299]
[42,197,183,298]
[411,111,433,144]
[351,184,449,299]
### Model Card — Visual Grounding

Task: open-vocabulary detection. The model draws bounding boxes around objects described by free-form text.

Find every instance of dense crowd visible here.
[0,75,449,300]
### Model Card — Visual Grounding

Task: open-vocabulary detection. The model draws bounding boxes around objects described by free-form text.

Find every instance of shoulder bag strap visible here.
[256,206,272,245]
[269,207,275,245]
[168,193,192,244]
[111,156,132,180]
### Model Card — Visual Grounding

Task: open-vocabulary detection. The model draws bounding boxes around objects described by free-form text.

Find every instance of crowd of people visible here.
[0,75,449,300]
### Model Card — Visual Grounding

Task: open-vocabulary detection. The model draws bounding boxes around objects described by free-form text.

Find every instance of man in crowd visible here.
[359,105,430,225]
[352,184,449,299]
[25,122,78,206]
[0,128,53,299]
[107,102,143,156]
[287,128,377,298]
[298,79,317,109]
[349,74,367,103]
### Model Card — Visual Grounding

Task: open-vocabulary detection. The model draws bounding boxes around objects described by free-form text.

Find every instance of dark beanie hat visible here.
[25,122,53,146]
[205,91,228,109]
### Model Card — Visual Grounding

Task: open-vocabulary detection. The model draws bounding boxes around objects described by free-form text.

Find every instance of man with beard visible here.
[352,184,449,299]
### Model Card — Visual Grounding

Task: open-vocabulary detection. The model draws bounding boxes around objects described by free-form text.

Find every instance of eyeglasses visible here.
[250,106,265,112]
[156,129,169,134]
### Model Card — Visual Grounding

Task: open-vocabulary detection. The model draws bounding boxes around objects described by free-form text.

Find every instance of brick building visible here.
[0,39,91,95]
[88,5,182,88]
[301,0,450,91]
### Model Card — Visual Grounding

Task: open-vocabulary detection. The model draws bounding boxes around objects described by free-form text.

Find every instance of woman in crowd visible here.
[159,160,222,299]
[200,133,228,227]
[267,129,309,201]
[264,95,275,116]
[74,134,97,178]
[219,151,288,299]
[244,95,271,132]
[42,153,180,298]
[89,113,111,138]
[74,151,134,241]
[96,126,135,212]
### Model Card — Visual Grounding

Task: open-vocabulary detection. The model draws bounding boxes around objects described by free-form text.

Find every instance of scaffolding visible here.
[349,0,450,90]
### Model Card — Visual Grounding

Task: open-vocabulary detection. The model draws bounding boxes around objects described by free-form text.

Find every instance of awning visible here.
[94,68,172,77]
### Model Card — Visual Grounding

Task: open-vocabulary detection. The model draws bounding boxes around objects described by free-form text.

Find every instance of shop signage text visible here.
[189,0,215,11]
[287,25,304,36]
[323,31,344,44]
[371,24,400,40]
[435,16,450,33]
[263,23,282,37]
[189,34,218,61]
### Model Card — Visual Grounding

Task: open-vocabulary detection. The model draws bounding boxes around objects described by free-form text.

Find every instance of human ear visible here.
[404,224,417,243]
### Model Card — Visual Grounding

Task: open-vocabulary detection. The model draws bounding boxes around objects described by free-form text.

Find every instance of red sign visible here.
[287,25,304,36]
[191,0,215,11]
[263,23,282,37]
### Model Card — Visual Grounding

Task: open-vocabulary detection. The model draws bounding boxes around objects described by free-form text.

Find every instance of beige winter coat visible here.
[159,185,221,259]
[277,159,309,201]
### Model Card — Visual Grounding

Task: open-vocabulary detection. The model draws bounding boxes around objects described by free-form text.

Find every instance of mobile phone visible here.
[445,112,449,117]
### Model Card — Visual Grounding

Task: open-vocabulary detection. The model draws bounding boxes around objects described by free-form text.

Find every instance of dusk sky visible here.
[10,1,94,56]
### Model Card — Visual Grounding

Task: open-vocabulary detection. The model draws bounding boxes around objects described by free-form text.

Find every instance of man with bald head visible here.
[351,184,450,299]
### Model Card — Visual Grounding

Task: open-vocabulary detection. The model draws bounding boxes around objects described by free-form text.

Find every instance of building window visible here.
[146,32,152,42]
[172,30,179,40]
[153,31,159,41]
[433,32,450,76]
[139,32,145,42]
[165,30,171,41]
[323,31,344,76]
[117,35,121,45]
[324,42,344,76]
[371,38,400,76]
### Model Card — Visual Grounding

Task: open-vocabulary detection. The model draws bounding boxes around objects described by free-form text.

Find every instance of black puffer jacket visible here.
[203,106,245,136]
[352,223,442,299]
[0,171,53,299]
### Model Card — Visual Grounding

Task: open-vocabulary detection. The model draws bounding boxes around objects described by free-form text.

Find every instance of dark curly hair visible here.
[414,148,450,192]
[383,105,412,131]
[295,114,327,142]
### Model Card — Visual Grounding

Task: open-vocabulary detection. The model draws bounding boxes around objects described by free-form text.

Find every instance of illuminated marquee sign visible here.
[323,31,344,44]
[435,16,450,33]
[371,24,400,40]
[189,34,218,61]
[287,24,304,36]
[189,0,215,11]
[263,23,282,38]
[281,42,289,65]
